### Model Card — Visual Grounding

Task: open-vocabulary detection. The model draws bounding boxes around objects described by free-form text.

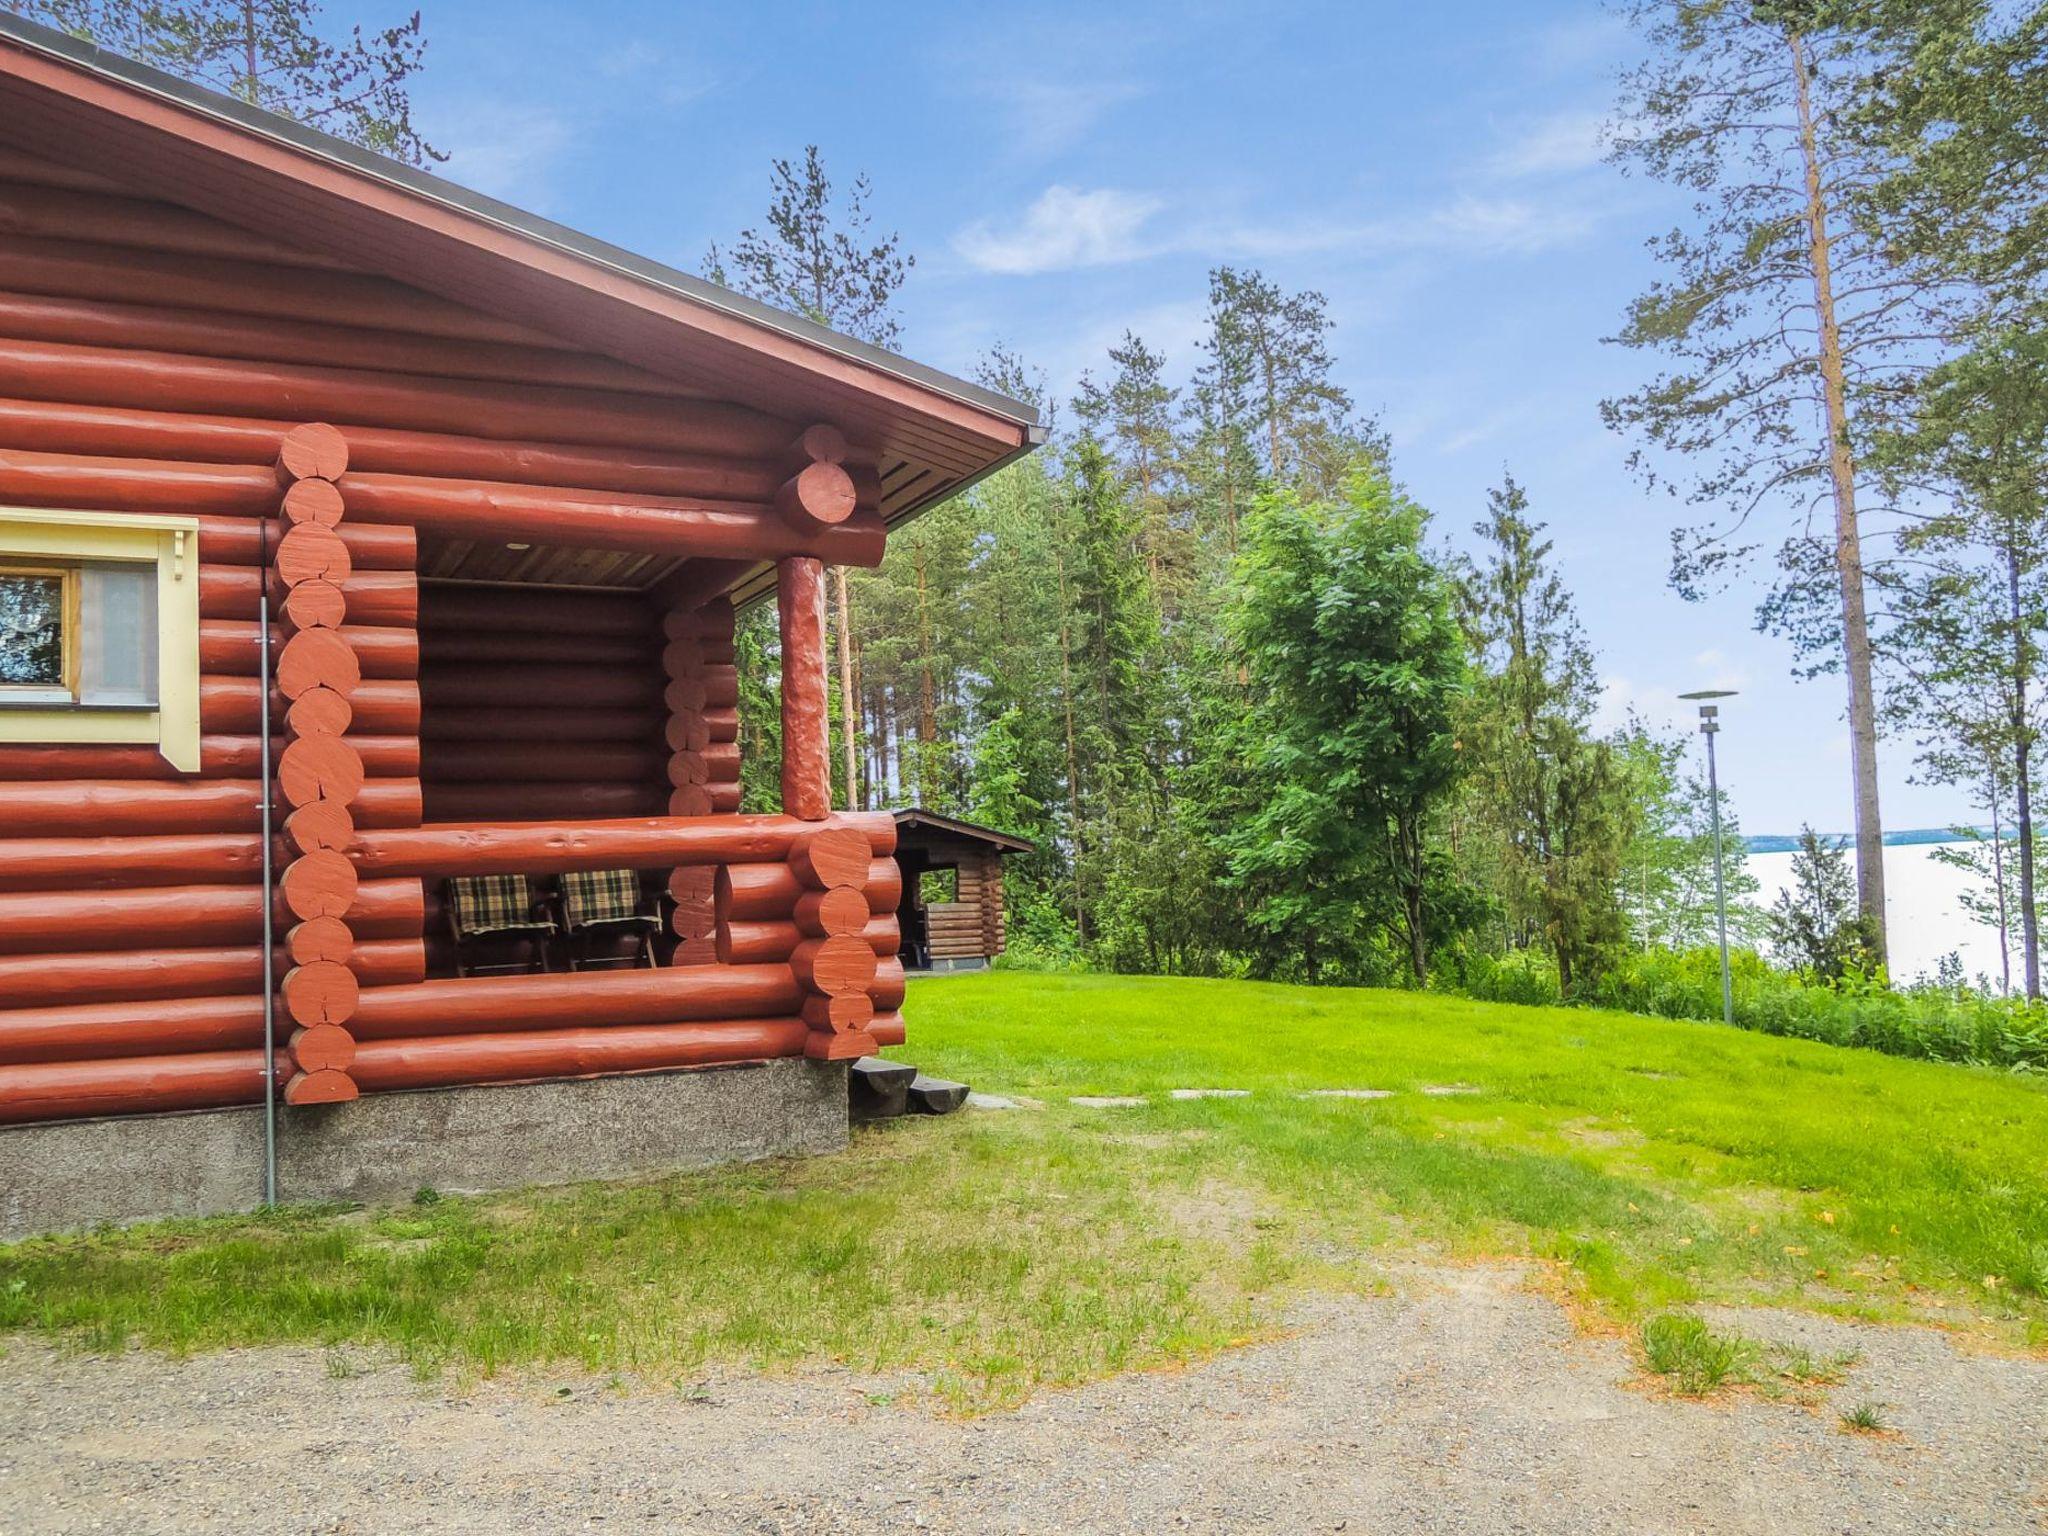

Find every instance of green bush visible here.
[1457,944,2048,1073]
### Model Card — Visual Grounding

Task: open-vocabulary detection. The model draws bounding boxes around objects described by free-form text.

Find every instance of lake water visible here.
[1746,841,2008,988]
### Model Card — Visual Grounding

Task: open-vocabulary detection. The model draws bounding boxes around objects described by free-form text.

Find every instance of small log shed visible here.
[0,13,1044,1231]
[892,810,1032,972]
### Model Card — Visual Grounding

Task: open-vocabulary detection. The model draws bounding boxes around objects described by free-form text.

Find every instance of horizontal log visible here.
[202,676,419,734]
[418,583,655,636]
[0,445,882,563]
[284,1067,358,1104]
[0,993,264,1065]
[0,738,434,782]
[418,666,663,710]
[663,673,741,712]
[0,181,358,268]
[289,1022,357,1073]
[0,832,263,890]
[421,783,667,823]
[0,878,421,955]
[665,707,740,752]
[0,288,694,395]
[791,935,878,996]
[424,742,664,784]
[667,742,742,787]
[871,957,906,1012]
[0,778,264,835]
[420,708,659,745]
[666,785,742,818]
[0,234,620,350]
[283,962,358,1028]
[791,827,877,890]
[199,621,418,680]
[716,915,900,966]
[0,335,794,457]
[717,857,900,921]
[0,395,885,504]
[200,566,418,626]
[277,421,350,481]
[348,1018,808,1093]
[420,631,651,668]
[0,938,424,1007]
[347,963,800,1040]
[869,1011,906,1049]
[194,515,414,570]
[0,1048,284,1125]
[353,813,895,879]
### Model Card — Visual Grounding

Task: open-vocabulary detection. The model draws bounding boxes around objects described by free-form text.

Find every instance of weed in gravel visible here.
[1840,1400,1890,1433]
[1641,1313,1754,1395]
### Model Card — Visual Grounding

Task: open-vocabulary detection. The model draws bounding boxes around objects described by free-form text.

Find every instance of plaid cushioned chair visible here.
[555,868,660,970]
[445,874,556,977]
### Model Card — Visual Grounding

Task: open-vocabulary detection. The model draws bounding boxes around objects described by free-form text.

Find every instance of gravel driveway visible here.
[3,1264,2042,1535]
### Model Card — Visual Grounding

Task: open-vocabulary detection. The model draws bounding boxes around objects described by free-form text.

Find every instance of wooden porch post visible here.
[778,555,831,821]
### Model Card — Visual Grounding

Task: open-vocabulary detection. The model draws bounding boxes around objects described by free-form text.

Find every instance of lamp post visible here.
[1680,690,1739,1027]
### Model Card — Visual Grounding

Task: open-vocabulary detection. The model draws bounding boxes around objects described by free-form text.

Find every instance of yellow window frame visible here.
[0,508,202,772]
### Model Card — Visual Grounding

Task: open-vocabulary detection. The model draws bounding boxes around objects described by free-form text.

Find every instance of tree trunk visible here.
[1989,779,2012,995]
[1054,548,1086,943]
[2008,540,2039,998]
[912,541,937,805]
[832,565,859,811]
[1791,30,1887,967]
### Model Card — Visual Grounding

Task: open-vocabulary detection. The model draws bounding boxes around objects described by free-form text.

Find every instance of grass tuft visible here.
[1839,1399,1890,1433]
[1641,1313,1753,1395]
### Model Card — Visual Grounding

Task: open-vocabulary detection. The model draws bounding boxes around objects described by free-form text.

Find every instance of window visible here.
[920,866,958,904]
[0,511,200,771]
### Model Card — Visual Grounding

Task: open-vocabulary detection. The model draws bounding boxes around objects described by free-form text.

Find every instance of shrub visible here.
[1454,943,2048,1073]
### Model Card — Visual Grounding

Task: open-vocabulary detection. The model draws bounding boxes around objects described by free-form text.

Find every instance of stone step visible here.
[849,1056,915,1122]
[907,1074,970,1116]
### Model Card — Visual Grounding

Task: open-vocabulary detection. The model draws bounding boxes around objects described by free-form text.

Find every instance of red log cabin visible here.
[0,14,1041,1229]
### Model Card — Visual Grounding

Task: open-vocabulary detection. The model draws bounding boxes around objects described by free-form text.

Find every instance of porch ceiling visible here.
[417,536,688,590]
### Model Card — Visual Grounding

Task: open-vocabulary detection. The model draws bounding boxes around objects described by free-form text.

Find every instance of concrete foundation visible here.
[0,1058,848,1241]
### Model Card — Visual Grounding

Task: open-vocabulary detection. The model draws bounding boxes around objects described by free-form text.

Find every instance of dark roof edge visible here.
[0,10,1041,431]
[891,808,1037,853]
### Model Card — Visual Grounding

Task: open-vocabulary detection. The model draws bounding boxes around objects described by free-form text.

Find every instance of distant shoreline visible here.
[1744,828,1986,854]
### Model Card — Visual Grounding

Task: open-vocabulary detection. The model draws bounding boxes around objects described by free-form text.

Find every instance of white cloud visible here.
[1594,651,1750,734]
[983,78,1147,158]
[1486,109,1611,178]
[1419,195,1598,256]
[954,186,1165,275]
[953,180,1603,279]
[435,103,574,206]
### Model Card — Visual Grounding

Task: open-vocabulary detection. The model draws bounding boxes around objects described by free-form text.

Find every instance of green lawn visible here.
[4,972,2045,1409]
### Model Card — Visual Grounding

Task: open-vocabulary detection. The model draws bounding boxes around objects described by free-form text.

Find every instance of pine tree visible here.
[1198,266,1353,492]
[18,0,440,165]
[1602,0,1966,966]
[707,145,915,810]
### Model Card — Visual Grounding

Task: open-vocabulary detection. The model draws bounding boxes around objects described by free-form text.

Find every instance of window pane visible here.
[80,563,157,706]
[0,573,64,687]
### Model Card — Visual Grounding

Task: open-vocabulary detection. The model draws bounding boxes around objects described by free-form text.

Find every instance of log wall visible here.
[0,145,907,1124]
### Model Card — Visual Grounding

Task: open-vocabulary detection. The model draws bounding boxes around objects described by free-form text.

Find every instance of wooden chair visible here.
[553,868,661,971]
[444,874,556,977]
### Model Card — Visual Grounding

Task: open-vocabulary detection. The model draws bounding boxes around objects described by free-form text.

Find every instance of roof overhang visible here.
[0,11,1044,544]
[891,808,1036,854]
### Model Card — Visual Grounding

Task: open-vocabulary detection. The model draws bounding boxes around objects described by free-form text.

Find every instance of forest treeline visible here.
[714,1,2048,1015]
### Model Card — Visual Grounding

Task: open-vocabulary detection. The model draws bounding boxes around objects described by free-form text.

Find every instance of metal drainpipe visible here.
[258,502,278,1206]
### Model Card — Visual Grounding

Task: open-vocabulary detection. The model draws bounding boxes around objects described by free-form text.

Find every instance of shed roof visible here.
[891,809,1036,855]
[0,11,1043,561]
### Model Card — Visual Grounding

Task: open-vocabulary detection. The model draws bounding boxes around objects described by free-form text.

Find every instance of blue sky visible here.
[402,0,1967,839]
